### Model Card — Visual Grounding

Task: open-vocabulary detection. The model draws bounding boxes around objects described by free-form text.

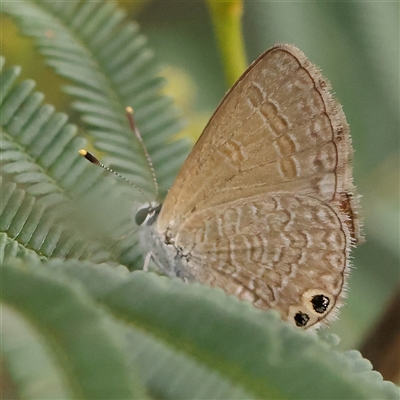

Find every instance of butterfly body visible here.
[139,203,196,282]
[137,44,362,329]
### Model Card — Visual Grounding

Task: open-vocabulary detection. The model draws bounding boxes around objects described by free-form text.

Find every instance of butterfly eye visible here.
[311,294,330,314]
[294,312,310,327]
[135,203,162,225]
[135,207,151,225]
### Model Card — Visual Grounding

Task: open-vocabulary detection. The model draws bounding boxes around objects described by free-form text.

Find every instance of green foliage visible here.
[2,256,144,399]
[2,0,188,196]
[2,252,399,399]
[1,1,399,398]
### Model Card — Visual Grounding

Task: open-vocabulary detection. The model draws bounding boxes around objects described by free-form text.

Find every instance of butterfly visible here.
[83,44,362,329]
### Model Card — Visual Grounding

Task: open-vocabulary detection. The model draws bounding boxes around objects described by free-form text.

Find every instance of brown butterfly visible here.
[89,44,363,329]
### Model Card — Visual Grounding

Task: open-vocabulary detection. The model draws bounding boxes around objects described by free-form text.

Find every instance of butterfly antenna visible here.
[125,106,159,200]
[78,149,152,204]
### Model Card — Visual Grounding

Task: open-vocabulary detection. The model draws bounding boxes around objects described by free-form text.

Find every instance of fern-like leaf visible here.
[3,0,190,197]
[3,1,192,267]
[0,60,139,265]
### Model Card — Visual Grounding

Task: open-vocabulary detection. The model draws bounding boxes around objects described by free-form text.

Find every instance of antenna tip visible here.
[79,149,100,165]
[126,106,133,114]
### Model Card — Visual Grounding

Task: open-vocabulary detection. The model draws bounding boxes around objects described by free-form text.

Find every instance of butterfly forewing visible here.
[158,45,357,236]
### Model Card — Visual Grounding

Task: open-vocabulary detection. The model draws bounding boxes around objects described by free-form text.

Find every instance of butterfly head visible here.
[135,202,161,226]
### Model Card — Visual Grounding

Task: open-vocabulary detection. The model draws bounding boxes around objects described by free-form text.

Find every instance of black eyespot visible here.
[135,207,151,225]
[311,294,330,314]
[294,312,310,327]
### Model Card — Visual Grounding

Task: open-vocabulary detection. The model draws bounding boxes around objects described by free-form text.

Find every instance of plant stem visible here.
[206,1,247,87]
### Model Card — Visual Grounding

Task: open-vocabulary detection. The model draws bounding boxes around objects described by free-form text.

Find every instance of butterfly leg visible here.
[143,251,174,276]
[143,251,153,272]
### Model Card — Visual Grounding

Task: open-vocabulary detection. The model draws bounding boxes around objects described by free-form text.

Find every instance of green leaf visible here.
[3,257,398,399]
[0,59,140,266]
[56,260,400,399]
[1,258,146,399]
[2,303,73,399]
[0,232,44,264]
[3,0,190,196]
[2,0,193,269]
